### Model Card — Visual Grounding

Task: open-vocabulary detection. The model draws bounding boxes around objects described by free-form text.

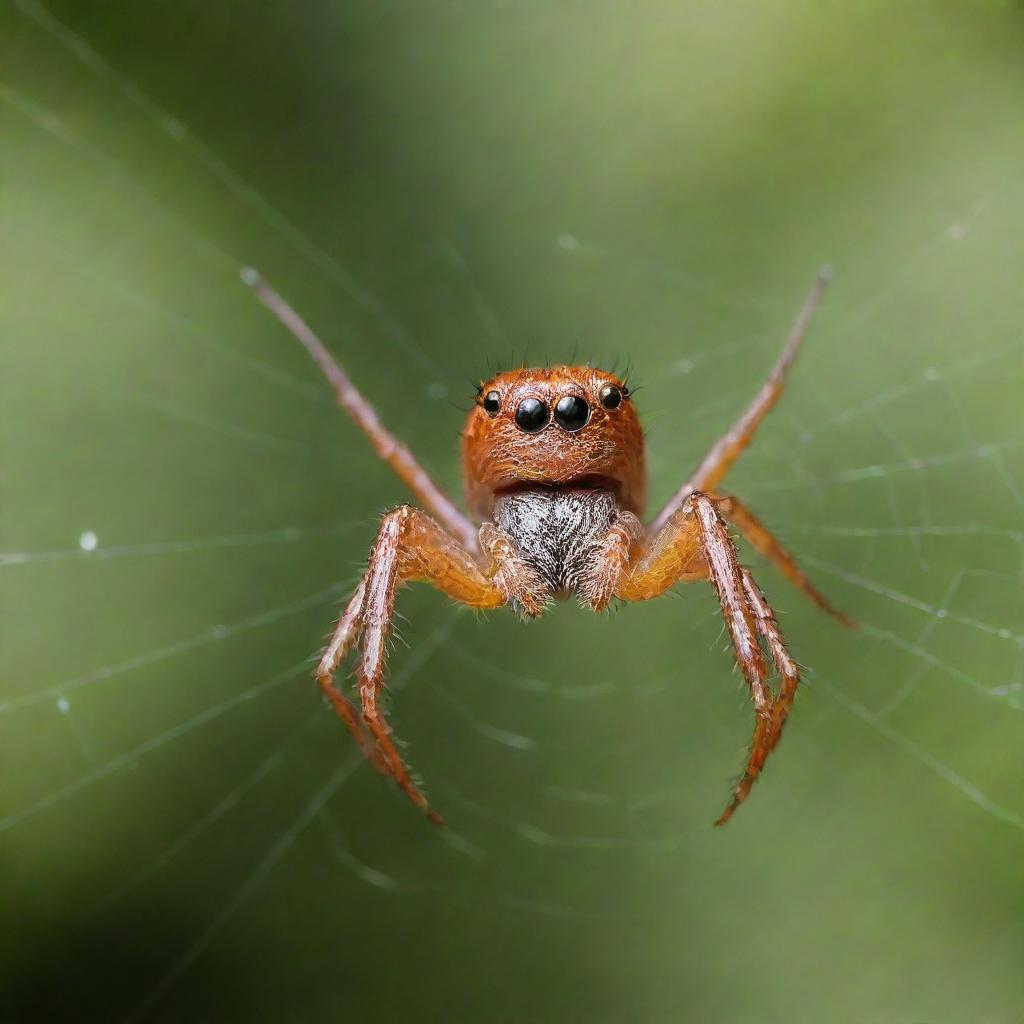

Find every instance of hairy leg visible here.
[324,506,541,824]
[688,495,773,715]
[618,494,772,714]
[618,492,807,822]
[650,267,831,534]
[713,494,855,626]
[315,581,388,772]
[713,570,802,825]
[741,569,799,755]
[244,270,479,552]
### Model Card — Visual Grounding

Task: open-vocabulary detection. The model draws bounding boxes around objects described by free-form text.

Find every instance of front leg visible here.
[321,507,543,824]
[618,495,772,712]
[616,493,804,824]
[315,579,390,774]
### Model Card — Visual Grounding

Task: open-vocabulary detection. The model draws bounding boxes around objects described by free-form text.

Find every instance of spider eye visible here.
[482,390,501,417]
[599,384,623,410]
[553,394,590,432]
[514,397,549,433]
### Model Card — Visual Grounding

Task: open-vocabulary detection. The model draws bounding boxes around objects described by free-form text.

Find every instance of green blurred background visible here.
[3,1,1023,1021]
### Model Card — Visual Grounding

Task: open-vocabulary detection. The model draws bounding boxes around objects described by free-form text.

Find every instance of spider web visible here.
[3,3,1023,1021]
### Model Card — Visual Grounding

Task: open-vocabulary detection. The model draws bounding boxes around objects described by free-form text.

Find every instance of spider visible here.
[244,266,854,826]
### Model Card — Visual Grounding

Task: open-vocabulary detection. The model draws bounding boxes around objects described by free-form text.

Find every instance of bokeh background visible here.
[3,1,1023,1021]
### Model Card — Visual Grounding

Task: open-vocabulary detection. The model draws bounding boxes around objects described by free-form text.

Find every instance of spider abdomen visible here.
[494,487,619,598]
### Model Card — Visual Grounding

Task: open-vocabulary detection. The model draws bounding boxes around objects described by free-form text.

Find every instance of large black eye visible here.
[482,390,501,416]
[600,384,622,409]
[514,397,549,433]
[553,394,590,432]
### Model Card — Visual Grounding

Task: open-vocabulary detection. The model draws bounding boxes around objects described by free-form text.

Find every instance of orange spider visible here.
[244,266,854,826]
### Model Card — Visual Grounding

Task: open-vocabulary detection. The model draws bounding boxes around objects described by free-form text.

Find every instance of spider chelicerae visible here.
[244,266,853,826]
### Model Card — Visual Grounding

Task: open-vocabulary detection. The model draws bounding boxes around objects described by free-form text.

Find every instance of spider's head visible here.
[462,365,646,520]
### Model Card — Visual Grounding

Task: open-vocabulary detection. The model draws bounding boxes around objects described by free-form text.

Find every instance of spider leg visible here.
[326,506,539,825]
[714,570,802,825]
[618,493,810,822]
[244,270,479,552]
[315,581,388,774]
[617,494,773,716]
[713,493,855,626]
[741,569,799,756]
[650,267,831,534]
[687,495,774,717]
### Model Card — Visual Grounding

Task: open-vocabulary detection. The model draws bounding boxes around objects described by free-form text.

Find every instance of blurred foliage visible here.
[2,1,1023,1021]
